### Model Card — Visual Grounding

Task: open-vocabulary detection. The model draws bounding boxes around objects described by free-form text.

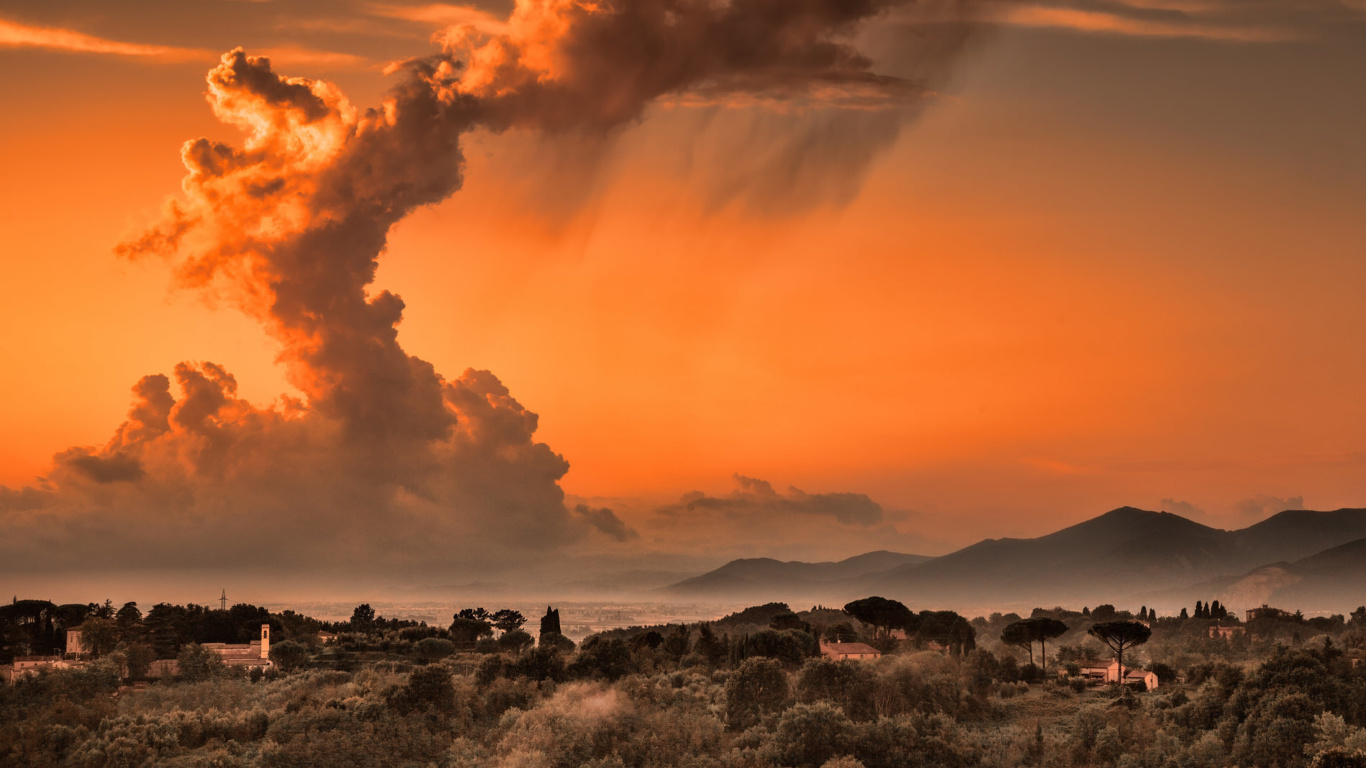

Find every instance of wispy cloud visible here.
[258,44,372,70]
[1107,0,1226,13]
[999,4,1294,41]
[0,18,213,60]
[369,2,509,35]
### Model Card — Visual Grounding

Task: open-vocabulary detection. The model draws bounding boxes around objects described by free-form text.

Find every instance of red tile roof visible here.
[822,643,881,655]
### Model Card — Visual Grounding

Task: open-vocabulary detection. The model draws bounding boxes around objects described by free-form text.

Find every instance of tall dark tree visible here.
[917,611,974,656]
[1088,620,1152,684]
[662,624,691,661]
[539,606,561,639]
[350,603,377,632]
[770,612,809,632]
[843,597,913,640]
[80,617,120,658]
[456,607,491,622]
[115,602,142,627]
[491,609,526,633]
[1030,618,1069,676]
[122,642,155,679]
[54,603,91,629]
[693,623,728,667]
[450,613,493,646]
[1001,620,1035,666]
[949,619,977,657]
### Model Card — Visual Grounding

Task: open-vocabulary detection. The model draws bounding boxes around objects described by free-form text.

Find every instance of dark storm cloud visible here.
[59,451,146,484]
[0,0,988,581]
[659,473,885,527]
[573,505,641,542]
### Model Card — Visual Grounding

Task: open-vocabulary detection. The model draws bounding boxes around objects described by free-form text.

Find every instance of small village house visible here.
[192,624,273,672]
[4,655,80,684]
[1209,625,1245,640]
[4,624,276,683]
[1068,660,1159,690]
[1246,605,1290,622]
[820,642,882,661]
[65,626,85,658]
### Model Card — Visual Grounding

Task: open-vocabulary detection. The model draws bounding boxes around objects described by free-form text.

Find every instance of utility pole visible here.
[219,589,227,612]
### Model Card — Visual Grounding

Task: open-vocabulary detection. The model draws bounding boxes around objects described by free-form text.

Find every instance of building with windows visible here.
[1071,660,1159,690]
[199,624,273,670]
[1209,625,1246,640]
[65,626,85,657]
[3,655,81,683]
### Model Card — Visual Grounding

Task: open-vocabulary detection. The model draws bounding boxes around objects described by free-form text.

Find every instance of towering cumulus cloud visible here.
[1,0,981,584]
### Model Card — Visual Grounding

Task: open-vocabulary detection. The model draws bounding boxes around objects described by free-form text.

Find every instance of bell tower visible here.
[260,624,270,659]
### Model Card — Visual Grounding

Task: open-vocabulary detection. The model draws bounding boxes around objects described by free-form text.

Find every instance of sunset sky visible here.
[1,0,1364,599]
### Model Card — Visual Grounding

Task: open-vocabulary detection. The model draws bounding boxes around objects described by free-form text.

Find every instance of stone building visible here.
[3,655,81,683]
[198,624,273,670]
[65,626,85,658]
[1208,624,1246,640]
[1071,660,1160,690]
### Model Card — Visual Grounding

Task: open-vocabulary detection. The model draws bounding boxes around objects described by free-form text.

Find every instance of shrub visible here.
[177,643,227,682]
[725,658,790,730]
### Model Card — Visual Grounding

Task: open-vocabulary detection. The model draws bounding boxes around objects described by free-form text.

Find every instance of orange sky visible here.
[1,0,1365,581]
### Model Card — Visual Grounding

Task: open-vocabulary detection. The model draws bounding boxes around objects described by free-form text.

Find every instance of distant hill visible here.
[865,507,1366,612]
[663,506,1366,613]
[664,550,931,601]
[1198,536,1366,612]
[1231,510,1366,564]
[856,507,1236,609]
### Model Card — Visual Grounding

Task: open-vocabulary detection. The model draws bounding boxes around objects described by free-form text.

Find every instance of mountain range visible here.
[664,507,1366,613]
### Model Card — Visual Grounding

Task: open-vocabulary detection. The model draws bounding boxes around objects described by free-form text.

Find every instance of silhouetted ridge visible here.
[861,506,1366,610]
[663,506,1366,611]
[1233,508,1366,563]
[1290,536,1366,572]
[665,551,930,598]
